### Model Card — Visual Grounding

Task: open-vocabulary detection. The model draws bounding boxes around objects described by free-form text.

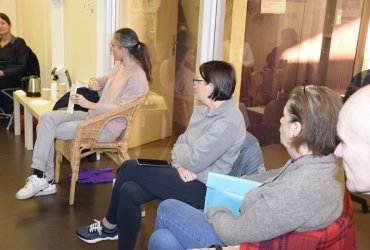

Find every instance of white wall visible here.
[1,0,110,86]
[0,0,18,35]
[64,0,97,82]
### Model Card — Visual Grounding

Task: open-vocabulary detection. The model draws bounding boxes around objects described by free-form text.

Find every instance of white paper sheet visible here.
[66,83,79,114]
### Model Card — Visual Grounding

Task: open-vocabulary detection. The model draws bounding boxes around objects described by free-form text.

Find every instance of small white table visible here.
[13,90,56,150]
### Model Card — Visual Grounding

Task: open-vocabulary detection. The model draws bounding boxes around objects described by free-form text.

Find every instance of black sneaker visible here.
[76,219,118,243]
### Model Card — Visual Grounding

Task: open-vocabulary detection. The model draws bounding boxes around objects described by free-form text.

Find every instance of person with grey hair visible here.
[335,84,370,194]
[149,85,344,250]
[16,28,151,200]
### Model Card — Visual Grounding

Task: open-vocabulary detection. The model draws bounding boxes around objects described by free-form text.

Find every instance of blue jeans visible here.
[149,199,224,250]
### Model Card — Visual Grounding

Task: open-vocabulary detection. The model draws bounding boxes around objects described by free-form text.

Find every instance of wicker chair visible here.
[54,96,145,205]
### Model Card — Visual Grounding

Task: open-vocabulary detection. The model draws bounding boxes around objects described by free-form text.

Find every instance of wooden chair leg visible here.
[350,193,369,213]
[55,151,62,183]
[123,152,130,162]
[69,169,78,205]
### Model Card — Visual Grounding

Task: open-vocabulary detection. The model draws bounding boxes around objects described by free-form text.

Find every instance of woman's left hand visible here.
[177,167,197,182]
[0,70,4,77]
[70,94,96,110]
[88,78,101,91]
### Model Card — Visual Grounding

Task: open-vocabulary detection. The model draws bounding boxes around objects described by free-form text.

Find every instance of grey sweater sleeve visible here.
[205,183,306,245]
[242,166,284,182]
[171,99,246,179]
[205,156,344,246]
[173,119,244,173]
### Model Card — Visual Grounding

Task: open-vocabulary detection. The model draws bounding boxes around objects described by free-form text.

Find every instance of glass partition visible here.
[222,0,364,147]
[118,0,200,156]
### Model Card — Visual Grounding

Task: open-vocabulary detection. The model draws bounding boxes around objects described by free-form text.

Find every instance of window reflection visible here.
[119,0,199,153]
[223,0,364,147]
[173,26,196,135]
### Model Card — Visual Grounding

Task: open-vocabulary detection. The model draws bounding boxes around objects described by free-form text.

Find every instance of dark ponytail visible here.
[129,41,152,82]
[114,28,152,82]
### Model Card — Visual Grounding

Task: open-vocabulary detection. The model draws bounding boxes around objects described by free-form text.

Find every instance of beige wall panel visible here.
[181,0,200,37]
[18,0,52,87]
[0,0,18,35]
[228,0,248,103]
[64,0,97,82]
[356,0,370,72]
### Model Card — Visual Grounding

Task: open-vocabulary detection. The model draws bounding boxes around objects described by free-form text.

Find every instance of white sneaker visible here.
[35,183,57,197]
[16,175,49,200]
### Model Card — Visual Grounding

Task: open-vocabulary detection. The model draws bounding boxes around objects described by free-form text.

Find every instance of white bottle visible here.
[51,81,58,101]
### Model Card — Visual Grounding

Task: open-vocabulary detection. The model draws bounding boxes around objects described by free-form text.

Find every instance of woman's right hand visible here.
[177,167,197,182]
[88,78,101,91]
[70,93,96,110]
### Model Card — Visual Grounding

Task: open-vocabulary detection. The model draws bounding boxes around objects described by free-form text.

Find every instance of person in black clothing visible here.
[0,13,30,114]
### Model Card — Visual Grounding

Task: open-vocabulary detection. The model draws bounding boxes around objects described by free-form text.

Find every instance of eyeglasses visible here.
[192,78,203,87]
[110,43,120,48]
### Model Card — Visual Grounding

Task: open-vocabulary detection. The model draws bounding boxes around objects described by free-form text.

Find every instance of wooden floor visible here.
[0,119,369,250]
[0,119,160,250]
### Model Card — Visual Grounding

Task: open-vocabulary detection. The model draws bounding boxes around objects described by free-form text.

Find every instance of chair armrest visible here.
[75,96,146,147]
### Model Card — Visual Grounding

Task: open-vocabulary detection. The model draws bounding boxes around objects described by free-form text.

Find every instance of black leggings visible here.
[105,160,207,250]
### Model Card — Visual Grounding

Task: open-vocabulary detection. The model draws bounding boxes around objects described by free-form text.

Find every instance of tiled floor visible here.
[0,120,369,249]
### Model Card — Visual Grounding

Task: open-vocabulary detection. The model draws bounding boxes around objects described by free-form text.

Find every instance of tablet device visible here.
[137,159,171,167]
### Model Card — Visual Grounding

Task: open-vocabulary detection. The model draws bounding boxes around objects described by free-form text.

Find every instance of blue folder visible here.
[204,172,261,216]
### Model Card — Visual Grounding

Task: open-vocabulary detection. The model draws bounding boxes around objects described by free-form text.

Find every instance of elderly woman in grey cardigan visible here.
[149,85,344,249]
